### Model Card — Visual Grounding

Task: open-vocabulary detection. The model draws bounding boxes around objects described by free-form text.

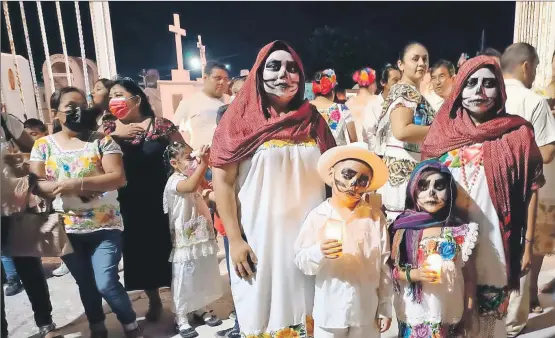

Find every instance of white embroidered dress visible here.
[232,138,325,337]
[394,223,479,337]
[163,173,222,320]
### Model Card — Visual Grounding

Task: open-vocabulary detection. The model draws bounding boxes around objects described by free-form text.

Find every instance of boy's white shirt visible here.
[294,198,392,329]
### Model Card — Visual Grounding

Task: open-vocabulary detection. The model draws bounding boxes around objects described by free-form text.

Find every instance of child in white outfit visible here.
[163,142,223,338]
[294,142,393,338]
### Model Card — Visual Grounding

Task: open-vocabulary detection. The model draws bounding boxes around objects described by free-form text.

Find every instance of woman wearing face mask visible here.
[211,41,336,337]
[29,87,142,338]
[103,79,184,323]
[374,42,436,225]
[422,56,544,337]
[311,69,358,145]
[389,159,478,337]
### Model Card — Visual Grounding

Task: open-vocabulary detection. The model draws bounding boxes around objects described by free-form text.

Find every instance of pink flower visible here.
[411,323,431,338]
[330,109,341,122]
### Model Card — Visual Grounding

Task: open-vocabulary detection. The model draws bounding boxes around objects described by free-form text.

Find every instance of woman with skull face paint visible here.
[211,41,336,337]
[422,56,545,337]
[103,79,184,323]
[374,42,436,225]
[311,69,358,146]
[390,159,479,338]
[30,87,143,338]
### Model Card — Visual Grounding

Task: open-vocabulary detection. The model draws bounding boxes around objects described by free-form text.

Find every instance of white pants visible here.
[314,326,378,338]
[505,272,530,337]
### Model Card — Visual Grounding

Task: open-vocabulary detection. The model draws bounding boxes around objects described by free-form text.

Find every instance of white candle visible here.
[324,219,343,242]
[426,253,443,283]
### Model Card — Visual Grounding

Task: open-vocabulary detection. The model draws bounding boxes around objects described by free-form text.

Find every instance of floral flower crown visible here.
[352,67,376,87]
[313,69,337,96]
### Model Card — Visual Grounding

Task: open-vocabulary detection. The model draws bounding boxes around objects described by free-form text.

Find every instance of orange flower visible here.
[455,236,464,245]
[306,315,314,337]
[433,332,442,338]
[275,328,300,338]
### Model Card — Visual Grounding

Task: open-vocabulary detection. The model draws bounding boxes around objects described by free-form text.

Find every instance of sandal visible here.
[194,311,222,327]
[179,327,199,338]
[530,297,544,314]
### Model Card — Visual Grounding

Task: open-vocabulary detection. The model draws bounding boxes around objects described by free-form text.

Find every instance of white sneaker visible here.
[52,262,70,277]
[118,259,124,271]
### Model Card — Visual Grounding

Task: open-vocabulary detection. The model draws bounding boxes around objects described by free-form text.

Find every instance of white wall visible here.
[1,53,40,122]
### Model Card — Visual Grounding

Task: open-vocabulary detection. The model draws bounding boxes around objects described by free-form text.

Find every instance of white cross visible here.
[197,35,207,77]
[169,14,186,70]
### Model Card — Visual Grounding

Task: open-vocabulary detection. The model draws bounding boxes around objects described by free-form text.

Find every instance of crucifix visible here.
[168,14,189,81]
[197,35,207,78]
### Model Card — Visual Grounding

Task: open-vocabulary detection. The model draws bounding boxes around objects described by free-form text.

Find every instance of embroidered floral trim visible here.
[460,222,478,265]
[169,240,218,263]
[476,284,509,319]
[398,320,456,338]
[384,156,417,187]
[439,144,484,169]
[242,315,313,338]
[256,138,317,154]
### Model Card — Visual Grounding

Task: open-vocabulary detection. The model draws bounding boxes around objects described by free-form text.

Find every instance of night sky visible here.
[2,1,515,83]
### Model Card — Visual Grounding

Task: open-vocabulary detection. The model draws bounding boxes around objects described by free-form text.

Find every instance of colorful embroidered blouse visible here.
[30,135,124,234]
[317,103,353,146]
[102,116,178,145]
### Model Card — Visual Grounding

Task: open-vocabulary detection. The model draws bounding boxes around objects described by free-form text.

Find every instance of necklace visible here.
[460,145,484,194]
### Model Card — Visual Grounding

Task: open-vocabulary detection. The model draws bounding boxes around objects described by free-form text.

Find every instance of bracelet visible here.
[405,265,412,283]
[525,238,534,244]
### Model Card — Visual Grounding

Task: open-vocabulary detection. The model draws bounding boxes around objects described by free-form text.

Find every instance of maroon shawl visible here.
[210,41,336,167]
[421,56,545,290]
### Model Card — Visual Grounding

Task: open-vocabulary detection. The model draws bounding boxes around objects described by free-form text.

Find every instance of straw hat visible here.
[317,142,389,192]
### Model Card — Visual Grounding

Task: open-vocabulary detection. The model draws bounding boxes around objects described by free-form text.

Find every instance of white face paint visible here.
[416,172,449,214]
[461,67,498,117]
[262,50,300,100]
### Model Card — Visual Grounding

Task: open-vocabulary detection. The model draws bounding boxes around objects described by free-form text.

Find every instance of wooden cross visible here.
[197,35,207,77]
[169,14,186,71]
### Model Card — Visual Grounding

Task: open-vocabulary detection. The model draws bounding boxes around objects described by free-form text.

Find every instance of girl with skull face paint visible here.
[211,41,336,337]
[422,56,545,337]
[29,87,143,337]
[390,159,479,338]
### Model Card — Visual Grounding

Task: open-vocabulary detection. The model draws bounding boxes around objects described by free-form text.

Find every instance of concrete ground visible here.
[5,243,555,338]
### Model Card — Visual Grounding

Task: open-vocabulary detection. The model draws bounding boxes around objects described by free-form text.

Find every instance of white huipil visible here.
[439,144,509,337]
[294,200,392,336]
[231,139,325,336]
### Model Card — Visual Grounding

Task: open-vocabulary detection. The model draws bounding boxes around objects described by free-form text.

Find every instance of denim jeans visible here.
[1,255,20,283]
[62,230,136,328]
[223,235,242,332]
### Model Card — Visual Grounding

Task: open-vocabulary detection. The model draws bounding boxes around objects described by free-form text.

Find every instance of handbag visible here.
[4,177,73,257]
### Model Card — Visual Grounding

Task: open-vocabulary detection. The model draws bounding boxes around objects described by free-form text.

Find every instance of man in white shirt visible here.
[502,42,555,338]
[173,61,230,150]
[427,60,456,112]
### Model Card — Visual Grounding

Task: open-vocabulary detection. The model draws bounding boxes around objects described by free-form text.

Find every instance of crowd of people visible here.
[0,39,554,338]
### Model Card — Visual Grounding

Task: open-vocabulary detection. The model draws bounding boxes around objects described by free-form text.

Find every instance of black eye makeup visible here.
[418,178,447,191]
[265,60,281,72]
[341,169,370,188]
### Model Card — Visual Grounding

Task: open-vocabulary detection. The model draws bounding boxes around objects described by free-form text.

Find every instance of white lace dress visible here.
[163,173,222,322]
[393,223,479,337]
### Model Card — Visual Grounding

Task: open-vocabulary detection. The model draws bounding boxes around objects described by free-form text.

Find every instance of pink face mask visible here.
[109,96,137,119]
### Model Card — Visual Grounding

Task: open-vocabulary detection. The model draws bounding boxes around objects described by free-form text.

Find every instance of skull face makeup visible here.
[262,50,300,101]
[330,159,373,205]
[461,67,498,122]
[415,172,449,214]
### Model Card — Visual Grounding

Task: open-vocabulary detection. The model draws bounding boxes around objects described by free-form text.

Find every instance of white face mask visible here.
[416,172,449,214]
[262,50,300,100]
[461,68,498,115]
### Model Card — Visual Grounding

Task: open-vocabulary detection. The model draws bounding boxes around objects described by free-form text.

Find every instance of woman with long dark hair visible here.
[104,79,184,322]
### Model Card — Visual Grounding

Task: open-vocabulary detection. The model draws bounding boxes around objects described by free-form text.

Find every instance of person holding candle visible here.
[294,142,392,338]
[389,159,479,337]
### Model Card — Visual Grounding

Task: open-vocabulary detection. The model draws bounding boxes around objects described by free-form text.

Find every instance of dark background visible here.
[1,1,515,86]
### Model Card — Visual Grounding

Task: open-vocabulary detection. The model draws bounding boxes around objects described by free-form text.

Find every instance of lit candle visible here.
[324,219,343,243]
[426,254,443,283]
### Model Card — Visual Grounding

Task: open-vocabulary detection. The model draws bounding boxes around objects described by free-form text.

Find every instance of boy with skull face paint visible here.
[294,142,392,338]
[389,159,479,338]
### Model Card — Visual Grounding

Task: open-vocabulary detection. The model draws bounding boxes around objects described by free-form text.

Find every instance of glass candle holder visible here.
[426,253,443,283]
